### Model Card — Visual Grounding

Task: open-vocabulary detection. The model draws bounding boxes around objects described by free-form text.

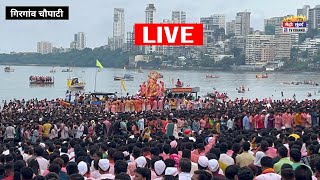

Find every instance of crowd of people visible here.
[0,96,319,180]
[29,76,54,83]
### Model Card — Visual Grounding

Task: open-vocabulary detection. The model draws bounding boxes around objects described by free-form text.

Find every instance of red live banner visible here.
[134,23,203,46]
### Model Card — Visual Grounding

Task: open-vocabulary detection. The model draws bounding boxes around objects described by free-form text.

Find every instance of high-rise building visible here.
[109,8,125,50]
[235,11,251,36]
[70,32,86,50]
[200,16,220,45]
[245,34,275,64]
[212,14,225,29]
[113,8,125,39]
[76,32,86,50]
[297,5,310,19]
[226,20,235,35]
[172,11,186,23]
[274,25,295,61]
[145,4,156,23]
[308,5,320,30]
[264,17,283,35]
[37,41,52,54]
[145,4,156,54]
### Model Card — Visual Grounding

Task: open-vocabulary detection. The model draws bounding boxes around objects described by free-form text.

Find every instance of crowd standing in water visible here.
[0,94,320,180]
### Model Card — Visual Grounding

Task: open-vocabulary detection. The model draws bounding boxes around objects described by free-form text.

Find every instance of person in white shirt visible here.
[34,147,49,173]
[179,158,193,180]
[254,156,281,180]
[96,159,114,180]
[227,118,234,130]
[219,142,235,166]
[75,123,84,139]
[4,124,15,141]
[138,117,145,133]
[264,112,270,129]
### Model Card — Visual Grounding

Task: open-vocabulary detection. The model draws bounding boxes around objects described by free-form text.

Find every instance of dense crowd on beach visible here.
[0,95,320,180]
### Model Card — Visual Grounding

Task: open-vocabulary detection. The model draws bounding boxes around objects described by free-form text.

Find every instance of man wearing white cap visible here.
[154,160,166,180]
[197,156,209,170]
[96,159,114,180]
[208,159,224,178]
[135,156,147,168]
[165,167,178,177]
[77,161,89,177]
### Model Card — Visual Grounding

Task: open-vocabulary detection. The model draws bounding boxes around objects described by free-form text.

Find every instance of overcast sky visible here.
[0,0,319,53]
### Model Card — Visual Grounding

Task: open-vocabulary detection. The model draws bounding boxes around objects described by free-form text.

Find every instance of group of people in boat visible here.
[290,81,319,86]
[29,76,54,82]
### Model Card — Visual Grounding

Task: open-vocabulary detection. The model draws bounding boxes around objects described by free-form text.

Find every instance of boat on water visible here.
[114,74,134,81]
[256,74,268,78]
[67,77,86,89]
[30,81,54,85]
[29,76,54,85]
[206,75,220,78]
[4,66,14,72]
[62,68,72,72]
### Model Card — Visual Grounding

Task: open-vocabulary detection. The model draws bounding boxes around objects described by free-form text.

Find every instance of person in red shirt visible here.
[3,163,14,180]
[161,118,168,133]
[257,112,265,129]
[176,79,182,86]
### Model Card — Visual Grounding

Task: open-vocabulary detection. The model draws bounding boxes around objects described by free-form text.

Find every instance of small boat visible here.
[206,75,220,78]
[238,90,245,93]
[67,77,86,89]
[256,74,268,78]
[4,66,14,72]
[114,74,134,81]
[62,68,72,72]
[29,76,54,85]
[30,81,54,85]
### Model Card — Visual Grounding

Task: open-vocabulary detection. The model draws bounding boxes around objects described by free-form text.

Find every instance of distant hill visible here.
[0,47,130,67]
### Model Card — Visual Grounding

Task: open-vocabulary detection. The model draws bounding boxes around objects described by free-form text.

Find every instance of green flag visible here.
[96,59,103,68]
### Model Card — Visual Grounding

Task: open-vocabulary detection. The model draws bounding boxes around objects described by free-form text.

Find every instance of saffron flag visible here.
[96,59,104,68]
[120,79,127,92]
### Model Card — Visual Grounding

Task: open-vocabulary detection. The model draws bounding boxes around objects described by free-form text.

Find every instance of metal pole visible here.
[94,68,98,92]
[120,84,122,97]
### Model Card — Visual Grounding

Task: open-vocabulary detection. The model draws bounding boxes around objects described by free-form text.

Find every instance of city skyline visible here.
[0,0,319,53]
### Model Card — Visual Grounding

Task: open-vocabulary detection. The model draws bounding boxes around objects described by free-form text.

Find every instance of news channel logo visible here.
[5,6,69,20]
[282,15,308,34]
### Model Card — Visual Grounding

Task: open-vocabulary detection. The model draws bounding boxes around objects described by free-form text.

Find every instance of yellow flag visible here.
[120,79,126,92]
[96,59,103,68]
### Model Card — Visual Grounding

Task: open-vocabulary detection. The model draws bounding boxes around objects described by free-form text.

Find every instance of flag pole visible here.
[94,67,98,92]
[120,84,122,97]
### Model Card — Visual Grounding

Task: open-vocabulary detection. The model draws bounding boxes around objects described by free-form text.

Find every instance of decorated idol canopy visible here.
[139,71,165,97]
